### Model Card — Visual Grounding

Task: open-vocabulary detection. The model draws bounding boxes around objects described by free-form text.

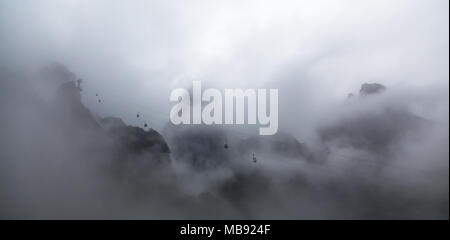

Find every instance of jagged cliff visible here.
[1,65,172,188]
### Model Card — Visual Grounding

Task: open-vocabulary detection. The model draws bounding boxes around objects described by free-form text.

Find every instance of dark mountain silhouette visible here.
[359,83,387,96]
[1,68,446,219]
[163,125,231,171]
[55,81,100,129]
[1,65,172,186]
[347,82,387,99]
[320,83,430,160]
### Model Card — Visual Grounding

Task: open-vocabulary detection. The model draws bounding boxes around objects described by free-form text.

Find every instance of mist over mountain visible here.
[0,64,447,219]
[0,0,448,220]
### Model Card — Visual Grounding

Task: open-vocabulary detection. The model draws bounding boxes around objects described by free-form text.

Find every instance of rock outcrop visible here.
[359,83,386,96]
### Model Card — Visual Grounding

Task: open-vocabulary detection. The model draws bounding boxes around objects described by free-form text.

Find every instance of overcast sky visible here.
[0,0,448,220]
[0,0,448,134]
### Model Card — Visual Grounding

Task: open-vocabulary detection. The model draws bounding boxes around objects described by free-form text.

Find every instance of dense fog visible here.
[0,0,448,219]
